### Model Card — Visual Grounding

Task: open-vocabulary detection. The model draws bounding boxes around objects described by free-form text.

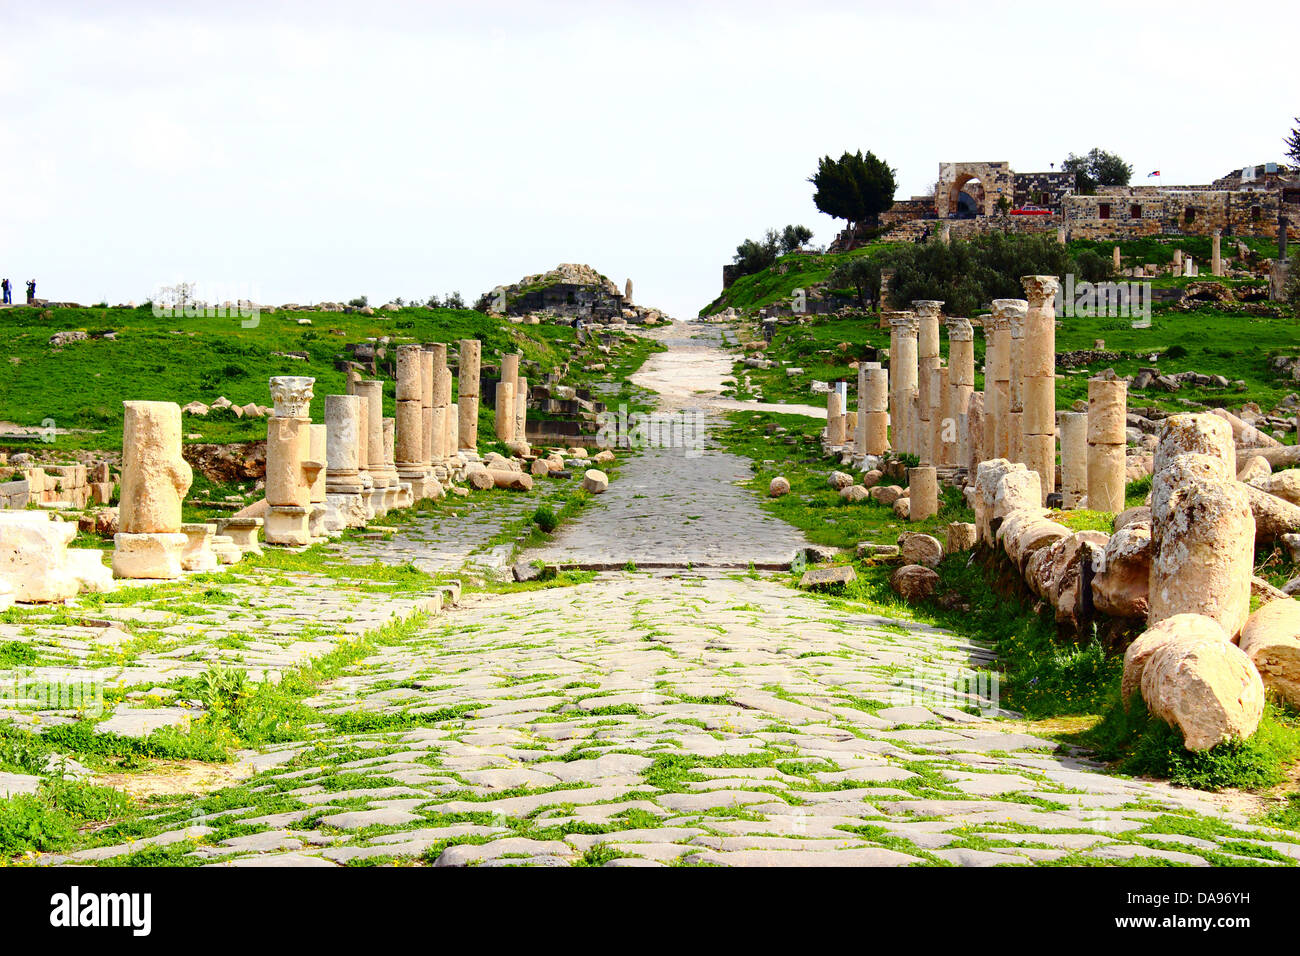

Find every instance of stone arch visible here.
[935,162,1013,219]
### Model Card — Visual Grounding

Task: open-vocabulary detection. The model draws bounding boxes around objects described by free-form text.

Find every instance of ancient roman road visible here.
[522,321,809,569]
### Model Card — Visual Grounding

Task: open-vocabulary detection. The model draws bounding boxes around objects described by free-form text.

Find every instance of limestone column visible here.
[1021,276,1060,503]
[307,423,328,537]
[458,338,481,455]
[966,391,985,473]
[420,349,435,470]
[383,417,406,510]
[1060,412,1088,509]
[889,312,918,455]
[946,317,975,470]
[909,465,938,522]
[353,379,389,517]
[324,394,367,530]
[1112,245,1122,273]
[113,400,192,578]
[826,390,845,445]
[913,300,943,464]
[495,380,515,442]
[1212,229,1223,276]
[1148,414,1254,638]
[1007,304,1026,463]
[395,344,429,497]
[931,365,950,466]
[429,344,451,471]
[858,362,889,456]
[986,301,1018,460]
[264,376,317,546]
[514,376,528,445]
[501,352,521,394]
[1087,376,1127,513]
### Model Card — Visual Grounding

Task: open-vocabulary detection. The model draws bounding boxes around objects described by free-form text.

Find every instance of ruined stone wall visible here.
[1065,189,1300,240]
[1012,171,1074,209]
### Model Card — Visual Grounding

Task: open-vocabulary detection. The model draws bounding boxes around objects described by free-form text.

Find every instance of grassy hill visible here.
[0,304,660,455]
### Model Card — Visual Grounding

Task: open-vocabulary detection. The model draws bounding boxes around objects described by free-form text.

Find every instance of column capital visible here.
[889,311,919,333]
[911,299,945,318]
[1020,275,1060,304]
[945,316,974,342]
[989,299,1026,330]
[269,376,315,419]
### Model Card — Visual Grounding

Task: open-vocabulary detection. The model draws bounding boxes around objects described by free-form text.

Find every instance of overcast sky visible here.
[2,0,1295,318]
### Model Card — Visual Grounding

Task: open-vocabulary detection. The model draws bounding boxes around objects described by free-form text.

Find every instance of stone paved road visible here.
[53,574,1295,867]
[523,321,810,569]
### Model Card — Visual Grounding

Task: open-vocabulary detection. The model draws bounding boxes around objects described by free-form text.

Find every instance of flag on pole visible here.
[1147,170,1161,177]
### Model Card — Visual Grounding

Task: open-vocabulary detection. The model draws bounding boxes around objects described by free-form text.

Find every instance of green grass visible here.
[1074,698,1300,791]
[0,302,657,454]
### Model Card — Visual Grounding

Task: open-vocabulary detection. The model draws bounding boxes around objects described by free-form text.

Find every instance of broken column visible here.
[1212,229,1223,277]
[429,344,452,475]
[324,393,367,531]
[966,391,985,473]
[1006,302,1026,463]
[264,376,320,546]
[1113,245,1121,272]
[946,317,975,470]
[909,465,938,522]
[1060,412,1088,508]
[353,379,390,518]
[495,379,515,442]
[826,390,845,445]
[457,338,482,456]
[514,376,529,447]
[889,312,919,455]
[931,365,950,466]
[913,300,943,464]
[382,417,407,510]
[421,349,435,477]
[1149,414,1254,639]
[1086,376,1127,513]
[395,344,431,498]
[1021,277,1059,502]
[857,362,889,456]
[501,352,521,395]
[985,300,1018,460]
[113,400,193,578]
[308,423,328,537]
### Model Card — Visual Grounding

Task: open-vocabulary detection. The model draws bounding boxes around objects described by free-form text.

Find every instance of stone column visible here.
[1021,277,1059,503]
[429,344,451,472]
[1112,245,1121,272]
[264,376,317,546]
[353,380,389,518]
[946,317,975,470]
[986,301,1018,460]
[857,362,889,456]
[307,423,328,537]
[383,417,408,510]
[909,465,938,522]
[966,391,985,473]
[1212,229,1223,276]
[495,380,515,442]
[1060,412,1088,508]
[826,390,845,445]
[395,344,430,497]
[324,394,367,531]
[1149,414,1254,639]
[514,376,528,447]
[913,300,943,464]
[931,365,950,466]
[889,312,919,455]
[420,349,435,470]
[457,338,481,455]
[1087,376,1127,513]
[1007,303,1026,463]
[113,400,192,578]
[501,352,521,394]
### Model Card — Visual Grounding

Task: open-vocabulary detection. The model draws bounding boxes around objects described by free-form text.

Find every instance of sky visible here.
[2,0,1296,319]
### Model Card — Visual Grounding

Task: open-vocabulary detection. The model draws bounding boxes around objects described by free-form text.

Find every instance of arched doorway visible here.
[948,175,985,219]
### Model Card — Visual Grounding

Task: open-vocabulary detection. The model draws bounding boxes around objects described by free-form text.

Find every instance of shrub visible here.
[532,505,558,534]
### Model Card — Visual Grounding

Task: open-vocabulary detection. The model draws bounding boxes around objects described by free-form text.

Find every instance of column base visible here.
[265,505,312,547]
[112,532,187,579]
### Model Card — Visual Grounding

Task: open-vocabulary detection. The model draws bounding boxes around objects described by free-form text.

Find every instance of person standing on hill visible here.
[1,278,10,304]
[26,279,36,303]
